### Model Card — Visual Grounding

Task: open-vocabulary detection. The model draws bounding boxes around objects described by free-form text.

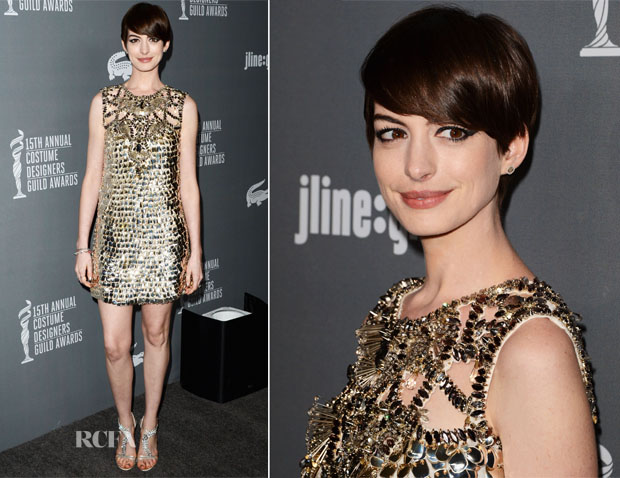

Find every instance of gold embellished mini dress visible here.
[90,84,190,305]
[301,277,597,478]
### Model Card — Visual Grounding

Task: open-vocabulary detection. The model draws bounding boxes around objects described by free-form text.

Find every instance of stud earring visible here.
[506,166,515,175]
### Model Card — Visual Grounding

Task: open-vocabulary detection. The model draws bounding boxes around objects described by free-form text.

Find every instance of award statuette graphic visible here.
[581,0,620,56]
[179,0,188,20]
[11,129,26,199]
[4,0,18,15]
[19,300,34,364]
[131,342,145,367]
[599,444,614,478]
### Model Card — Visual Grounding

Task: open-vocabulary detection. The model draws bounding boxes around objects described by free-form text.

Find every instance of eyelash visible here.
[375,127,406,143]
[129,37,160,43]
[436,126,476,142]
[374,126,476,143]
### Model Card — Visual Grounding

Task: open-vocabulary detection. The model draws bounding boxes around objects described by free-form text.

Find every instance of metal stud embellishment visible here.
[91,84,189,306]
[302,277,598,478]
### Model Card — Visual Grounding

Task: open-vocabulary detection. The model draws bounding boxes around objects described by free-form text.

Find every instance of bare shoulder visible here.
[180,94,198,132]
[90,91,103,109]
[496,316,578,373]
[489,316,597,476]
[491,316,587,414]
[182,94,197,114]
[88,91,104,129]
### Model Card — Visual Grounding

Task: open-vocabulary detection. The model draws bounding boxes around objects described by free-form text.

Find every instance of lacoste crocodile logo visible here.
[107,51,132,81]
[247,179,268,207]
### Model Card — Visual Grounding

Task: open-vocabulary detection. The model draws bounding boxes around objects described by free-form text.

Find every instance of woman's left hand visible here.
[184,253,203,295]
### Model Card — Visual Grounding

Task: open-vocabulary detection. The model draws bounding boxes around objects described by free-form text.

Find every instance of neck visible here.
[125,70,163,92]
[417,199,533,306]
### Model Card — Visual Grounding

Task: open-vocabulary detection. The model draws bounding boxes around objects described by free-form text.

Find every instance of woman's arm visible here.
[75,92,105,287]
[178,94,203,294]
[487,317,597,477]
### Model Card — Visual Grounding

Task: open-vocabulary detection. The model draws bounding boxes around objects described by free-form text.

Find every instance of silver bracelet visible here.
[74,248,92,256]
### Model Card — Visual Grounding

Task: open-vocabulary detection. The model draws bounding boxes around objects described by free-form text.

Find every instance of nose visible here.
[404,135,436,182]
[140,40,149,55]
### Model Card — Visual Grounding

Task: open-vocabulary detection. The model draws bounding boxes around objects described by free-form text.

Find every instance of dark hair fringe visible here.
[361,6,540,203]
[121,2,172,44]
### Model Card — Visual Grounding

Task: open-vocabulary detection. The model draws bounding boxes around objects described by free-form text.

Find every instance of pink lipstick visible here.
[138,57,153,63]
[400,190,452,209]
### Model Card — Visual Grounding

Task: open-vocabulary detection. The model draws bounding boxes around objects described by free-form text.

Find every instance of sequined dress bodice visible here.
[90,84,189,305]
[301,277,597,478]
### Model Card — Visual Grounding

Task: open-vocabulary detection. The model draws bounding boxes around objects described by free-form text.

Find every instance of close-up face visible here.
[372,103,514,238]
[122,30,169,73]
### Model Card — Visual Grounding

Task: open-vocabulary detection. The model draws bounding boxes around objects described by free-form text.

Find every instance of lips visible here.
[400,190,452,209]
[138,57,153,63]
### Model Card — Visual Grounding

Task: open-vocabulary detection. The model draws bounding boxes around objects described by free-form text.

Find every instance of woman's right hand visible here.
[75,252,94,288]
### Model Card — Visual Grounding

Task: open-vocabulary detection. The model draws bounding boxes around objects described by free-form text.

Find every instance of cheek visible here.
[372,146,402,182]
[480,147,503,187]
[373,158,405,216]
[372,156,394,192]
[450,145,501,187]
[466,152,502,199]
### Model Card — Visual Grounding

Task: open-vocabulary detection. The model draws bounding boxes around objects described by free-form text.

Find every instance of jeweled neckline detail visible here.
[396,276,538,321]
[121,83,167,98]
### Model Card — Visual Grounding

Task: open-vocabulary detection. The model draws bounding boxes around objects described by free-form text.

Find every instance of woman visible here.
[301,7,598,478]
[75,3,203,471]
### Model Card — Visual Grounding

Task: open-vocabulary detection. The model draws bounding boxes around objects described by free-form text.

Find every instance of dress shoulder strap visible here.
[361,278,422,324]
[100,85,122,128]
[163,86,188,131]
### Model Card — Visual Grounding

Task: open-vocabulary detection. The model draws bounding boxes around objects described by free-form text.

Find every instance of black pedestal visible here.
[180,293,267,403]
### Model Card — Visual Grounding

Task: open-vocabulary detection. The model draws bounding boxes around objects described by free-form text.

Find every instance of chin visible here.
[392,212,463,239]
[132,63,159,73]
[386,192,497,240]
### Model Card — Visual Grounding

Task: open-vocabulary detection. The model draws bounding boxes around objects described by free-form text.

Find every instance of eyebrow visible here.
[373,113,407,126]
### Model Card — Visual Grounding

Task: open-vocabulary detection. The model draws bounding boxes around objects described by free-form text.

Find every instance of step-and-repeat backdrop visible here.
[272,1,618,476]
[0,0,267,452]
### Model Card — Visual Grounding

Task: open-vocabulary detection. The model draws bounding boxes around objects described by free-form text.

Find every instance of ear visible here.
[121,40,127,54]
[501,129,529,175]
[163,40,170,53]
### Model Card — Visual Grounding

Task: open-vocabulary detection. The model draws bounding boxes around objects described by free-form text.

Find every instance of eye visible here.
[129,38,139,43]
[436,126,476,142]
[149,37,160,42]
[375,127,407,143]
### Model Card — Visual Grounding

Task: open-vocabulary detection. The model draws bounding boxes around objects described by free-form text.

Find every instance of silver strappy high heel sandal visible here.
[138,416,159,472]
[116,412,136,471]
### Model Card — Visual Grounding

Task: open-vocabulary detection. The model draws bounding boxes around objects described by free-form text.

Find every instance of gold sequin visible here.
[90,84,189,305]
[301,277,597,478]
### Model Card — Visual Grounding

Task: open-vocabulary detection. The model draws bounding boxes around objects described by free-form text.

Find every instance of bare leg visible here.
[137,302,173,470]
[99,300,135,469]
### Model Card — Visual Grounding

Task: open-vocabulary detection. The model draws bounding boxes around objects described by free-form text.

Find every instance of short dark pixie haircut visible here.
[361,6,540,201]
[121,2,171,44]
